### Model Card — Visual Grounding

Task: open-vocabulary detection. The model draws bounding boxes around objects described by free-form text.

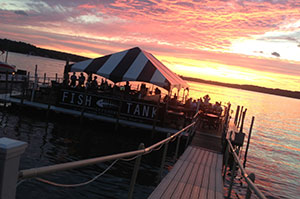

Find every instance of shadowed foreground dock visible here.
[148,125,224,199]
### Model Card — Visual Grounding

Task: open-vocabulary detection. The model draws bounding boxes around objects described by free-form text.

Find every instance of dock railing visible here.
[0,115,200,199]
[223,130,266,198]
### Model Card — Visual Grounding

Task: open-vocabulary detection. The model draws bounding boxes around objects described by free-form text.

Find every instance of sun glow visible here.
[158,55,300,91]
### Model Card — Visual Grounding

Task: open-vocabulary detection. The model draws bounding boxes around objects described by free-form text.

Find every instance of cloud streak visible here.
[0,0,300,90]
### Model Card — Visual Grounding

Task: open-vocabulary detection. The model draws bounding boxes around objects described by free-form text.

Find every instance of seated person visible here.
[169,94,178,106]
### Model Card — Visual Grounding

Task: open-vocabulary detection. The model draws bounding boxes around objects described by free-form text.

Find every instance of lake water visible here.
[1,52,300,198]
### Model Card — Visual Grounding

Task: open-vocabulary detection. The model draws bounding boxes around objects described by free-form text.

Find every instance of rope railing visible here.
[19,122,196,180]
[226,139,267,199]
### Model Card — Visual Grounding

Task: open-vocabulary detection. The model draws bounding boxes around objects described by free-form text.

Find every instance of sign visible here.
[58,90,163,122]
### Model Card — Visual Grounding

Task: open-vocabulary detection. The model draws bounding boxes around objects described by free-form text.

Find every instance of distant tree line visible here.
[0,38,88,62]
[182,76,300,100]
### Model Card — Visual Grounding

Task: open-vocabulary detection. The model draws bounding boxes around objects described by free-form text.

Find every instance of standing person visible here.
[125,81,131,94]
[203,94,211,106]
[78,72,85,88]
[91,76,98,90]
[70,72,77,87]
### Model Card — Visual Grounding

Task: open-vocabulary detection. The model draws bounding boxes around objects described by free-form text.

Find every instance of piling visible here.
[234,105,240,125]
[243,116,255,168]
[237,106,244,128]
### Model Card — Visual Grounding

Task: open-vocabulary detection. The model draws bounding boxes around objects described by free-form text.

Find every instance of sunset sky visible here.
[0,0,300,91]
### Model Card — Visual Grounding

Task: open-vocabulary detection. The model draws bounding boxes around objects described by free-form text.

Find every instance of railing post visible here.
[128,143,144,199]
[0,138,27,199]
[174,134,181,161]
[185,128,190,149]
[223,142,229,180]
[246,173,255,199]
[227,148,239,199]
[159,133,170,180]
[243,116,255,168]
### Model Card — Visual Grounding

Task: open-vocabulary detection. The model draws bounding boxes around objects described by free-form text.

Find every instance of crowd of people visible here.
[69,72,112,91]
[168,93,223,116]
[67,72,223,116]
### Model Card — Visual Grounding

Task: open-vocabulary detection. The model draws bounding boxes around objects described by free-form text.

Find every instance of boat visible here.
[0,61,16,73]
[0,50,16,73]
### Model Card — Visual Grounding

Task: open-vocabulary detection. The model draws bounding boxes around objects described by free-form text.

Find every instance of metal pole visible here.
[128,143,144,199]
[159,133,170,180]
[246,173,255,199]
[243,116,255,168]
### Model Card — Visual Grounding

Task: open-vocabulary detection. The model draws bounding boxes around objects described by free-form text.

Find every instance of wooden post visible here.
[128,143,144,199]
[234,105,240,125]
[222,142,229,180]
[30,65,38,102]
[227,148,240,199]
[237,106,244,128]
[9,73,14,97]
[246,173,255,199]
[243,116,255,168]
[239,109,247,133]
[223,103,231,137]
[0,138,27,199]
[43,73,46,84]
[159,133,170,180]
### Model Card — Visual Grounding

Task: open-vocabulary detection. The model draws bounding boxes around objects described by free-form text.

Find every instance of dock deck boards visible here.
[148,146,223,199]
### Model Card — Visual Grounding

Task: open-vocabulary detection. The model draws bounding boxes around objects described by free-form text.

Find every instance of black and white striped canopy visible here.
[70,47,188,91]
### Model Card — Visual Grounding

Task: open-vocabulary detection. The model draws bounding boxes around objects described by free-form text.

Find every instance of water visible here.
[1,52,300,198]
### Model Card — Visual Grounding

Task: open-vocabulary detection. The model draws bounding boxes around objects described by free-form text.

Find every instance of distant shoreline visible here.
[0,38,88,62]
[182,76,300,100]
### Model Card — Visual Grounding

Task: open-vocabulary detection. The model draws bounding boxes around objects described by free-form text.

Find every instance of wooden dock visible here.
[148,121,224,199]
[148,146,223,199]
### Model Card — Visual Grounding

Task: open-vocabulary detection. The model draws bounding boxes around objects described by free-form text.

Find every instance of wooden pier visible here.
[148,125,224,199]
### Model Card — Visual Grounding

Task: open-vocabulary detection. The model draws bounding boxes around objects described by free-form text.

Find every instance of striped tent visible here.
[70,47,188,91]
